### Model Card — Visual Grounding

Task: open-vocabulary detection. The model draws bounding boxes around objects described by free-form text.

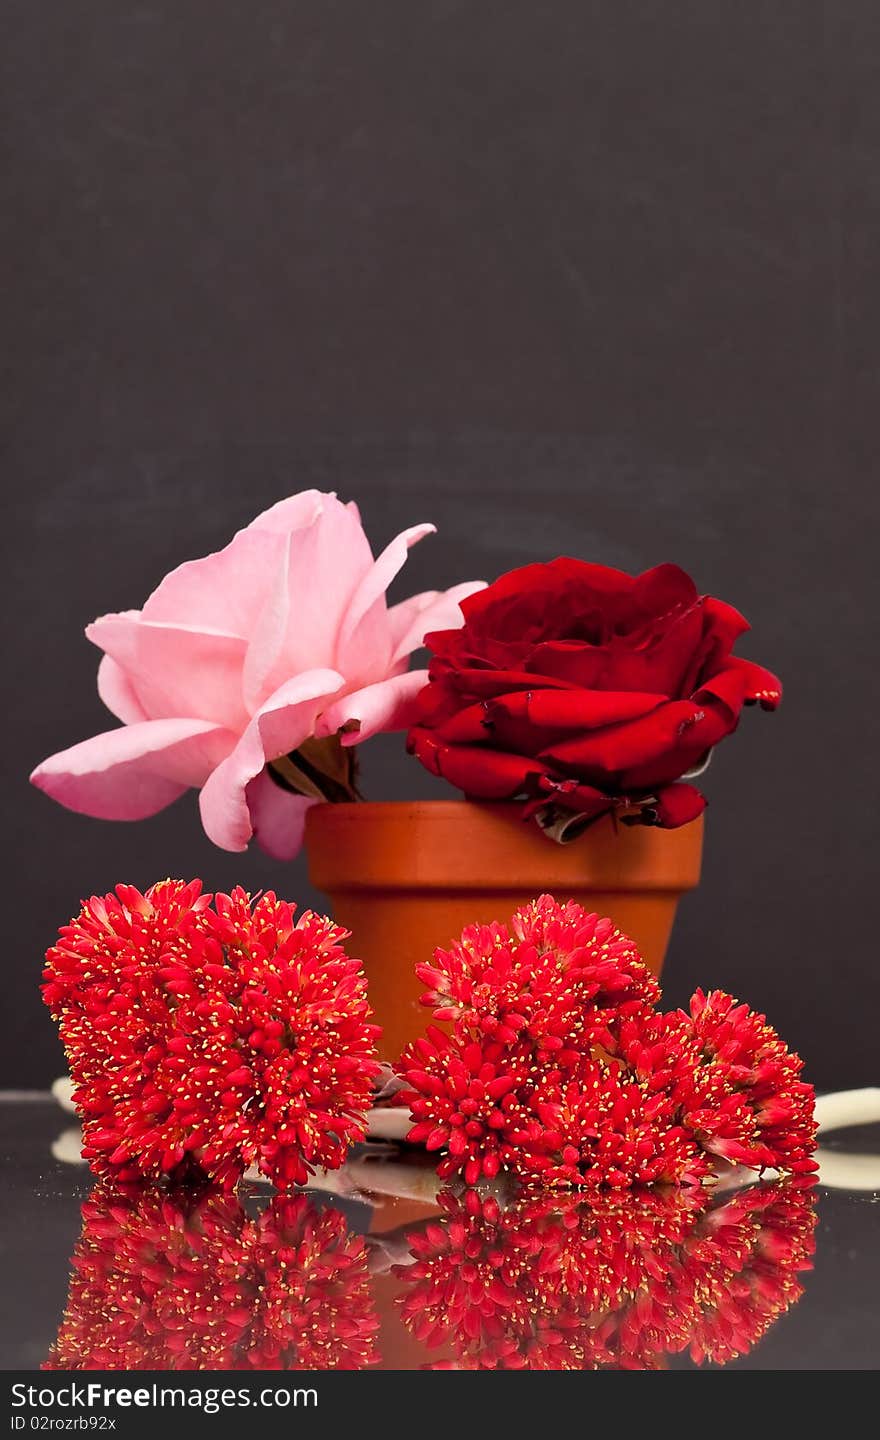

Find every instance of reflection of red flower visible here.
[46,1186,380,1371]
[407,560,781,830]
[395,1181,817,1370]
[44,880,379,1188]
[399,897,817,1187]
[684,1181,819,1365]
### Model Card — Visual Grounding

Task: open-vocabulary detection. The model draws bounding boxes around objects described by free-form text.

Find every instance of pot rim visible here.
[304,798,704,893]
[305,797,701,820]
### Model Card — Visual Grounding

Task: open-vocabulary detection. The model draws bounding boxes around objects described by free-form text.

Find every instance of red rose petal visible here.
[409,559,780,815]
[493,687,667,731]
[650,783,707,828]
[538,699,708,775]
[407,729,540,798]
[697,657,783,714]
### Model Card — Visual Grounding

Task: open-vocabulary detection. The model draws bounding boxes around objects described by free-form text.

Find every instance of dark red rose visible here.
[407,560,781,831]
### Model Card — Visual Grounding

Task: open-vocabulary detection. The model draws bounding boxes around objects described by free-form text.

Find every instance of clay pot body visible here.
[305,800,703,1061]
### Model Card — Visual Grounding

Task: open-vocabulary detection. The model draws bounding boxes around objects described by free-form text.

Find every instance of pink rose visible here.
[31,491,483,857]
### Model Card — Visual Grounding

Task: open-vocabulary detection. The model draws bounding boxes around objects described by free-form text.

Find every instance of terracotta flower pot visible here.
[305,800,703,1062]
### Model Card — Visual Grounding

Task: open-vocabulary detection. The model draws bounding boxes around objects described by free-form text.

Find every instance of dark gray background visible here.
[3,2,878,1089]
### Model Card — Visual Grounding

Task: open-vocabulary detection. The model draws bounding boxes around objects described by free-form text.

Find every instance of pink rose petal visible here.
[31,719,237,821]
[387,580,486,666]
[316,669,430,745]
[241,498,373,713]
[88,613,249,732]
[96,654,148,725]
[198,669,343,851]
[142,528,284,636]
[245,490,326,533]
[244,769,317,862]
[335,523,435,678]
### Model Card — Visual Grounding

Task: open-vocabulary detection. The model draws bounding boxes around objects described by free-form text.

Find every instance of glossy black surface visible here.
[1,1100,877,1371]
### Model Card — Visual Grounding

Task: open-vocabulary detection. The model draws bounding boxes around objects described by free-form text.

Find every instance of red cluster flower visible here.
[417,897,660,1056]
[398,895,816,1187]
[618,991,818,1176]
[43,880,380,1188]
[46,1186,379,1370]
[395,1179,817,1369]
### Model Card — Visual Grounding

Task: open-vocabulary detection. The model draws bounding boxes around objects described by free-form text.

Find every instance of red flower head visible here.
[46,1186,380,1370]
[407,560,781,831]
[43,880,380,1189]
[398,902,816,1189]
[671,989,816,1175]
[399,1026,536,1186]
[417,895,660,1058]
[523,993,818,1188]
[394,1180,816,1369]
[399,1021,708,1194]
[402,896,665,1188]
[522,1056,710,1188]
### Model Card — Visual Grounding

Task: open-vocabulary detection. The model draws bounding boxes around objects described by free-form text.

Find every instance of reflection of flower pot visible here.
[305,800,704,1061]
